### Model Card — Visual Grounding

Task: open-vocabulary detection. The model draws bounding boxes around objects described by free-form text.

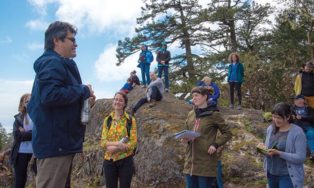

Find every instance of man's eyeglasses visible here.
[65,37,76,44]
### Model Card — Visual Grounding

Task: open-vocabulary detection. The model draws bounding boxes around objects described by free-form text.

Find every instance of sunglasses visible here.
[65,37,76,44]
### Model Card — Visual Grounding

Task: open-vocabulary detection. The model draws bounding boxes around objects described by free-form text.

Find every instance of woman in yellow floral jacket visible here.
[100,91,137,188]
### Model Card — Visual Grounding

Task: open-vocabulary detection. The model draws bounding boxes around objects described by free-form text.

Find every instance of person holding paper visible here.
[100,92,137,188]
[182,87,232,188]
[258,102,306,188]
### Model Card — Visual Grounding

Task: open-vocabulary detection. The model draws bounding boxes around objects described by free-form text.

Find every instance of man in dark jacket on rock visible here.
[157,42,171,92]
[27,21,95,188]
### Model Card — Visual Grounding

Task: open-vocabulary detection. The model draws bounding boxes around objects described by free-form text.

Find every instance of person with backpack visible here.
[294,61,314,108]
[100,91,137,188]
[138,45,154,87]
[182,87,232,188]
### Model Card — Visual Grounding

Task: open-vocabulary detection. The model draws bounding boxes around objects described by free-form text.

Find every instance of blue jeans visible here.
[185,175,216,188]
[217,160,223,188]
[304,125,314,153]
[158,65,169,89]
[140,63,150,85]
[267,172,293,188]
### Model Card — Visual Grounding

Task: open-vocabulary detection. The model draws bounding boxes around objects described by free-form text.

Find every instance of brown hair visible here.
[114,91,128,111]
[18,93,31,124]
[191,87,209,101]
[228,52,240,63]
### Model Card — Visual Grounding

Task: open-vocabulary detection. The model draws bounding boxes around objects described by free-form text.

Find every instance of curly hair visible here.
[228,52,240,63]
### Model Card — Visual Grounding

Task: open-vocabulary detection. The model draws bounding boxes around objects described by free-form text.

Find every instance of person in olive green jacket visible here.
[182,87,232,188]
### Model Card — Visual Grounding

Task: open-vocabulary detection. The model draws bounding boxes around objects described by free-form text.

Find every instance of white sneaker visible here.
[237,105,242,110]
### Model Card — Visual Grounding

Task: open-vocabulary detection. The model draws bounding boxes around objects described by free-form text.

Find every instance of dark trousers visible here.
[185,174,216,188]
[158,65,169,89]
[140,63,150,85]
[13,153,32,188]
[103,156,134,188]
[133,86,162,113]
[229,82,242,105]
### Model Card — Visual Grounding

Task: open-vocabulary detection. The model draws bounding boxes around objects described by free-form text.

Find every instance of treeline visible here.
[116,0,314,110]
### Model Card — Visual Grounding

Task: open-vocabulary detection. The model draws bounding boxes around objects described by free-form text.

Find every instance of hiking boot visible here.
[229,104,234,109]
[165,88,169,92]
[148,101,156,108]
[237,105,242,110]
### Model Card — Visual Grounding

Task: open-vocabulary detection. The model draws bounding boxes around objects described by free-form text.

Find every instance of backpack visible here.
[106,114,137,155]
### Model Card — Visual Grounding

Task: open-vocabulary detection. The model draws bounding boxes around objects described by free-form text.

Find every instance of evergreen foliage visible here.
[115,0,314,110]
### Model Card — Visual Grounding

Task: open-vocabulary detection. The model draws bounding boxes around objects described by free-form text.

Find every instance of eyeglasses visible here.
[65,37,76,44]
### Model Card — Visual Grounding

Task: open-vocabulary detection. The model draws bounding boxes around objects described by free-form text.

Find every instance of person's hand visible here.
[268,149,280,156]
[18,127,25,132]
[86,84,96,107]
[106,146,119,154]
[208,145,217,155]
[161,61,165,65]
[296,115,302,120]
[118,143,129,152]
[257,143,266,149]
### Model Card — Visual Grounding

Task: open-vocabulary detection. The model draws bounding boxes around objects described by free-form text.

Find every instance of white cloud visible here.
[0,80,33,132]
[28,0,142,34]
[95,45,139,82]
[27,42,44,51]
[25,19,49,31]
[0,36,13,44]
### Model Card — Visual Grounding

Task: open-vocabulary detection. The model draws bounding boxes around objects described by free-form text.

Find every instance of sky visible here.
[0,0,276,133]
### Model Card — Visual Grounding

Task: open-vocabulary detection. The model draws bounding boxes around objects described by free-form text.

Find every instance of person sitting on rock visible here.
[130,70,140,86]
[132,72,164,114]
[100,91,137,188]
[120,78,134,94]
[291,94,314,160]
[197,76,220,107]
[182,87,231,188]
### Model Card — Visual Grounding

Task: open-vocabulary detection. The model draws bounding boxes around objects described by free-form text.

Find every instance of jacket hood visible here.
[194,105,219,118]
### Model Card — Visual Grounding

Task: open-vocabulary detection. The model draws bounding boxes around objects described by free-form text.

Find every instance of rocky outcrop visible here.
[2,86,314,187]
[73,86,314,187]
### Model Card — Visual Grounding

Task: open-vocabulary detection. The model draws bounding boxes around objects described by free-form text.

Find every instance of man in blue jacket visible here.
[27,21,95,188]
[138,45,154,87]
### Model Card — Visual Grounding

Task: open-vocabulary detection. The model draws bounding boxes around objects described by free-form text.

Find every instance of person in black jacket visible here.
[10,93,34,188]
[157,42,171,92]
[292,94,314,160]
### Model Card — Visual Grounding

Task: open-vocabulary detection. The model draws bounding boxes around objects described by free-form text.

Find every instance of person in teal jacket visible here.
[227,52,244,110]
[138,45,154,87]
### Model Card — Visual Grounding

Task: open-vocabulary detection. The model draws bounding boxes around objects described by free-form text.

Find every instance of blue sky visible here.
[0,0,148,132]
[0,0,275,133]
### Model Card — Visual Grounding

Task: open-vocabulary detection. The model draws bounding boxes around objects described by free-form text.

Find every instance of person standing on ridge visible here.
[227,52,244,110]
[137,45,154,87]
[156,42,171,92]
